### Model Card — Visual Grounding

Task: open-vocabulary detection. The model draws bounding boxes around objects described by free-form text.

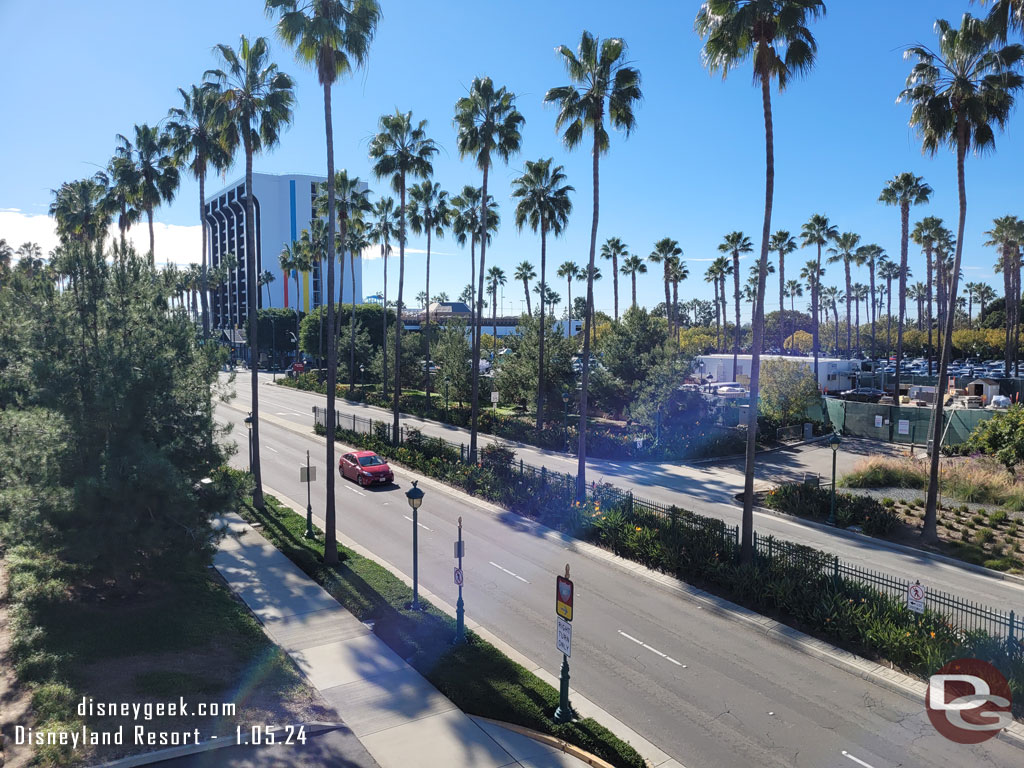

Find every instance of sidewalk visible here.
[213,512,602,768]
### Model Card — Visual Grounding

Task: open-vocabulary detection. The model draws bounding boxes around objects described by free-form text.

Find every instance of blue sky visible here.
[2,0,1022,318]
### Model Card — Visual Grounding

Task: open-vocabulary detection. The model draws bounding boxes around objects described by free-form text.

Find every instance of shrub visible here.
[841,457,926,489]
[989,510,1009,526]
[971,515,986,526]
[976,528,996,545]
[881,497,896,508]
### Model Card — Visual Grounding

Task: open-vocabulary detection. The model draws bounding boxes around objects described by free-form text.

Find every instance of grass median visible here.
[232,477,646,768]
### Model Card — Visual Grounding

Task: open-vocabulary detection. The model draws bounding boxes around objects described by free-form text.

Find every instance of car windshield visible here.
[358,455,384,467]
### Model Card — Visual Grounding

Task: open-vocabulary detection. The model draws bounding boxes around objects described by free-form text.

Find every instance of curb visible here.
[748,499,1024,588]
[682,434,830,466]
[469,716,618,768]
[88,723,343,768]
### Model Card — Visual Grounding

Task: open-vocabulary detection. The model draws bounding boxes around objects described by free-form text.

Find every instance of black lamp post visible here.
[827,432,842,525]
[288,330,298,369]
[405,480,425,611]
[244,412,253,472]
[360,364,365,392]
[561,391,570,452]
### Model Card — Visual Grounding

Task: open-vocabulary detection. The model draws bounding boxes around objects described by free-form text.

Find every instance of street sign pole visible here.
[304,450,315,539]
[553,564,575,723]
[455,516,465,644]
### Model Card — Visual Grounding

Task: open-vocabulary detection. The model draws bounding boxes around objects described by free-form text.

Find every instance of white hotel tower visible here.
[204,172,364,330]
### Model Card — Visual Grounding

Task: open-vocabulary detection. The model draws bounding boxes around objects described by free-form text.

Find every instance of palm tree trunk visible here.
[350,247,356,395]
[536,223,547,433]
[672,280,679,345]
[294,272,301,363]
[612,253,619,321]
[631,271,637,309]
[732,253,740,377]
[576,124,601,501]
[470,167,489,462]
[855,299,860,350]
[813,242,821,380]
[869,262,876,360]
[322,83,339,564]
[523,279,531,315]
[925,117,968,544]
[243,134,264,509]
[147,207,155,266]
[778,250,785,351]
[663,264,672,344]
[845,262,852,356]
[199,172,210,338]
[394,177,407,445]
[926,246,934,374]
[886,278,893,359]
[382,244,388,395]
[740,72,775,565]
[894,202,910,401]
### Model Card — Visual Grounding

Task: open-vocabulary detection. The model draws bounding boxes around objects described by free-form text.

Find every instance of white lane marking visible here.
[266,446,279,453]
[489,561,529,583]
[842,752,875,768]
[275,412,291,415]
[346,486,366,497]
[618,630,684,667]
[403,515,432,531]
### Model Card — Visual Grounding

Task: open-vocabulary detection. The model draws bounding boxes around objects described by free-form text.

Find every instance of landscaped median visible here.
[309,423,1024,715]
[230,471,647,768]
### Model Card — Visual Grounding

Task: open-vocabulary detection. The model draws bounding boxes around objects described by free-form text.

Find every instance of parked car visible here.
[840,387,886,403]
[339,451,395,487]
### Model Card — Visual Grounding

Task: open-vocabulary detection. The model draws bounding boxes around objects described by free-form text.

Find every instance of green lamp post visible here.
[405,480,425,611]
[827,432,841,526]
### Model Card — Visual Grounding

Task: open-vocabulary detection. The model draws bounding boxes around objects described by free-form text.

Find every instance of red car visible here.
[339,450,394,486]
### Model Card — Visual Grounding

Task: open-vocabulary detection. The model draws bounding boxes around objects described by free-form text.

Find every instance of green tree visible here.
[513,260,536,316]
[620,254,646,310]
[900,12,1024,542]
[717,231,752,373]
[546,30,641,500]
[601,237,628,321]
[432,319,472,406]
[115,123,179,264]
[344,217,372,389]
[369,196,398,393]
[698,0,826,563]
[207,34,296,510]
[826,231,862,356]
[966,404,1024,472]
[759,357,820,427]
[799,214,837,378]
[495,313,575,415]
[600,306,669,394]
[769,230,797,350]
[407,180,450,398]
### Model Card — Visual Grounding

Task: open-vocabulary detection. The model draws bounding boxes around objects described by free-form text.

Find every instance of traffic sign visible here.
[454,567,464,586]
[300,465,317,483]
[491,390,499,404]
[556,616,572,657]
[556,568,573,622]
[454,540,465,559]
[907,581,926,614]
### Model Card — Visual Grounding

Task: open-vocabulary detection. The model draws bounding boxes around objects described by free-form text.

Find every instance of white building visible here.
[694,354,864,392]
[204,172,364,330]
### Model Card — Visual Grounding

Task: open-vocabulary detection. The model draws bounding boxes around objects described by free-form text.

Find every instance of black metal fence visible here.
[311,405,1022,641]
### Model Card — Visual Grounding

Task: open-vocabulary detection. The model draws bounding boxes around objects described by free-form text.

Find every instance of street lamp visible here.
[827,432,842,525]
[405,480,425,611]
[244,412,253,473]
[561,391,571,452]
[360,364,365,392]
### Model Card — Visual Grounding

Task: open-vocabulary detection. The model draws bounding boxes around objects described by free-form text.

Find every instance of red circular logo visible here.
[926,658,1012,744]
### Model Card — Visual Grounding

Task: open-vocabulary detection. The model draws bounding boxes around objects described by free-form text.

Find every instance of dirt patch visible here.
[0,560,35,768]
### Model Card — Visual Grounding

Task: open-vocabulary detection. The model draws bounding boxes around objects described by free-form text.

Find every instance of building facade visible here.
[204,172,364,330]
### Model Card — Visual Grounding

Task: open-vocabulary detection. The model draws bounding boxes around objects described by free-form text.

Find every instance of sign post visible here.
[907,581,926,614]
[553,564,575,723]
[300,450,317,539]
[491,390,499,411]
[454,517,466,645]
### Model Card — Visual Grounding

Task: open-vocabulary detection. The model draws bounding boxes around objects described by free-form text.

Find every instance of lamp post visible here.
[454,515,465,644]
[304,449,315,539]
[288,330,299,369]
[360,364,365,392]
[405,480,425,611]
[827,432,841,525]
[270,315,277,380]
[244,412,253,472]
[561,391,570,452]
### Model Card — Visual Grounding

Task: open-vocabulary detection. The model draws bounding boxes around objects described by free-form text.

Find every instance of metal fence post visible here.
[1010,610,1017,648]
[767,535,773,564]
[833,555,840,590]
[353,413,356,431]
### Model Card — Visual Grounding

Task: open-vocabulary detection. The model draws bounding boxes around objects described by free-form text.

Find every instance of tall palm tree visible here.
[911,216,944,373]
[976,281,997,323]
[487,265,507,360]
[557,261,581,325]
[900,12,1024,542]
[851,282,868,349]
[717,232,753,374]
[344,217,371,390]
[769,230,797,349]
[370,110,438,443]
[879,172,932,398]
[600,237,628,321]
[279,241,305,354]
[259,270,276,307]
[451,186,499,353]
[207,34,295,510]
[115,123,179,265]
[408,180,450,399]
[668,255,690,343]
[99,154,141,252]
[825,231,861,356]
[167,83,232,339]
[621,253,646,310]
[369,196,397,394]
[513,261,536,315]
[785,278,803,349]
[268,0,379,563]
[984,215,1024,374]
[705,261,724,349]
[877,258,900,357]
[908,282,926,329]
[822,285,841,354]
[799,259,824,344]
[648,238,682,340]
[963,281,978,328]
[856,243,885,360]
[49,180,110,246]
[799,213,837,378]
[707,256,732,352]
[455,77,523,463]
[546,30,641,500]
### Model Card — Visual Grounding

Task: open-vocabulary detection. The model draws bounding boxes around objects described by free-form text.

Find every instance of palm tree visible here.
[408,180,450,399]
[455,77,524,463]
[908,282,926,329]
[822,285,841,354]
[344,216,371,391]
[259,270,276,307]
[769,230,797,349]
[166,84,232,339]
[487,265,507,360]
[879,172,932,398]
[785,279,802,349]
[877,258,900,357]
[856,243,885,360]
[99,154,141,252]
[900,12,1024,542]
[799,259,824,343]
[369,196,397,394]
[514,261,536,315]
[825,231,861,356]
[268,0,379,563]
[600,237,628,321]
[621,254,646,310]
[976,281,997,323]
[649,238,682,341]
[370,110,438,443]
[451,186,499,354]
[115,123,179,264]
[279,241,304,354]
[546,30,641,500]
[911,216,944,373]
[668,256,689,343]
[49,180,110,246]
[984,215,1024,374]
[851,282,868,349]
[962,281,978,328]
[706,256,732,352]
[557,261,581,325]
[799,214,838,378]
[207,34,295,510]
[717,232,753,374]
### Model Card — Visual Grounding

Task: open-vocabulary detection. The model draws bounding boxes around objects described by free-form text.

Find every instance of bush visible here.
[841,457,926,489]
[990,510,1009,526]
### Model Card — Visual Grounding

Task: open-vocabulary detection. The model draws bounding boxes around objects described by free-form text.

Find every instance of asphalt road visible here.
[215,382,1023,768]
[223,373,1024,616]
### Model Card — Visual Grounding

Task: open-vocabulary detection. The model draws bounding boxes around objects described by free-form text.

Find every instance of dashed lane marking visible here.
[489,561,529,583]
[618,630,684,667]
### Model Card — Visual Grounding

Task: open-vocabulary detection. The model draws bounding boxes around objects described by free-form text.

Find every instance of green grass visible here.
[133,670,229,697]
[236,489,646,768]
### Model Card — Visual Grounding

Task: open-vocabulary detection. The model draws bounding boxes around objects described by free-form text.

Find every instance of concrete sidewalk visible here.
[214,512,602,768]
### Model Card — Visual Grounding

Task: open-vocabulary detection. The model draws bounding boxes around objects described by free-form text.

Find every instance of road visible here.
[224,373,1024,615]
[215,381,1023,768]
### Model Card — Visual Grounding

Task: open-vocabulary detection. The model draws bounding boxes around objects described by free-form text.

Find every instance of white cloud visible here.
[360,246,457,261]
[0,209,202,267]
